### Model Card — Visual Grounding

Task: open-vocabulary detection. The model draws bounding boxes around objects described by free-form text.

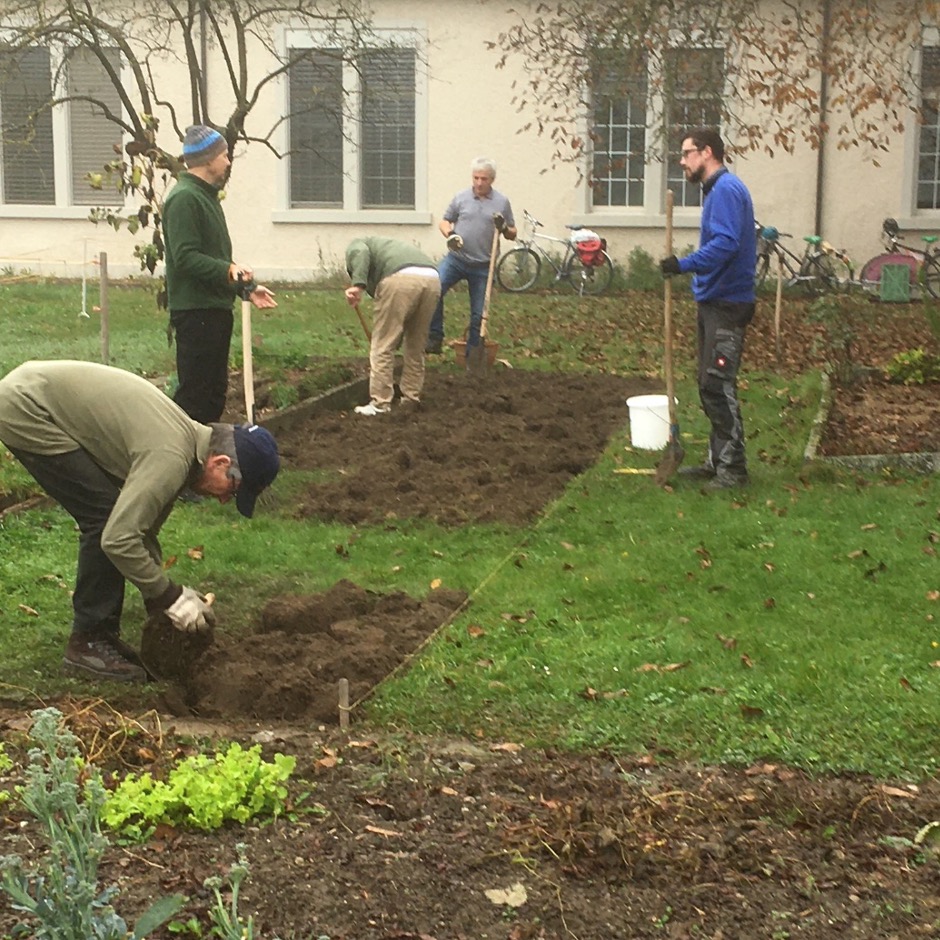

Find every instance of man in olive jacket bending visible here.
[0,360,280,682]
[344,236,441,415]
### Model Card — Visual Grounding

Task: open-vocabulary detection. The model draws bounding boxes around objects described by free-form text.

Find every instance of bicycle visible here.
[496,209,614,296]
[857,218,940,298]
[755,223,854,294]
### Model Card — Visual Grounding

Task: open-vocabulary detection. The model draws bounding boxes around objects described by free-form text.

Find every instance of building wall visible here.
[0,0,932,281]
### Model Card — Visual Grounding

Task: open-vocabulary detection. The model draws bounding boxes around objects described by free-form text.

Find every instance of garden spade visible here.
[654,190,685,485]
[467,226,501,376]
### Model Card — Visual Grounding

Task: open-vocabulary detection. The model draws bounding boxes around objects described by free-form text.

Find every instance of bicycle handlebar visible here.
[523,208,543,229]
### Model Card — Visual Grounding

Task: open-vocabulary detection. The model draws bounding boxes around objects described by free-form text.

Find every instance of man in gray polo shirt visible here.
[426,157,516,357]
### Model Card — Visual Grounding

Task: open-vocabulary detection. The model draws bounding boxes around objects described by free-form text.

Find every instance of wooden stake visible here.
[774,250,784,363]
[98,252,110,364]
[338,677,350,731]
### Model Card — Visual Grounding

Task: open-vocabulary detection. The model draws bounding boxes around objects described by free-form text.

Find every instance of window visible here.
[288,43,417,211]
[0,47,55,204]
[664,48,724,209]
[917,45,940,210]
[588,45,724,214]
[0,45,123,208]
[67,47,123,207]
[590,52,647,209]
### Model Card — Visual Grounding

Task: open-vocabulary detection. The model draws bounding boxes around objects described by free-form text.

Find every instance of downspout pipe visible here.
[814,0,832,236]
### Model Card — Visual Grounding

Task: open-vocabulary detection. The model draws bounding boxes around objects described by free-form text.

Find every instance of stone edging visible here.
[804,371,940,474]
[259,377,369,434]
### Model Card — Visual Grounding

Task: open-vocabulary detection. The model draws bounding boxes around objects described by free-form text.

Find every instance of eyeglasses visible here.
[679,147,702,159]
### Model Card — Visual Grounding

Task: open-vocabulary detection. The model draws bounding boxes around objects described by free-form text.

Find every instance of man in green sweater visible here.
[344,237,440,415]
[163,125,277,424]
[0,360,280,682]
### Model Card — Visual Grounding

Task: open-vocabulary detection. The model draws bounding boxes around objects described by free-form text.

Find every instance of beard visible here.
[685,165,705,185]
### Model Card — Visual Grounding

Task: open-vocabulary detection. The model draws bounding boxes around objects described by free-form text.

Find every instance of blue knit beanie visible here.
[182,125,227,167]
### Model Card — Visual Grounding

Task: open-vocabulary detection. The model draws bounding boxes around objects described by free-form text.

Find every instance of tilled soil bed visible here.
[1,706,938,940]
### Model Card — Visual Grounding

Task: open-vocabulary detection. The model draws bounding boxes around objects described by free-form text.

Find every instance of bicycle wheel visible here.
[820,251,854,292]
[797,252,852,294]
[496,247,540,292]
[921,256,940,299]
[564,250,613,296]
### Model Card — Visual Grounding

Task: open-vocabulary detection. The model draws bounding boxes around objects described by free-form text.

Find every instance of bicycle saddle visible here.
[882,218,899,237]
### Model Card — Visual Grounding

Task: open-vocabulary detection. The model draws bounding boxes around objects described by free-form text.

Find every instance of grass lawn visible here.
[0,277,936,781]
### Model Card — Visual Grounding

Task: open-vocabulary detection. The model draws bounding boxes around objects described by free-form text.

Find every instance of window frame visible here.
[0,40,125,218]
[901,28,940,228]
[275,25,429,225]
[574,40,726,230]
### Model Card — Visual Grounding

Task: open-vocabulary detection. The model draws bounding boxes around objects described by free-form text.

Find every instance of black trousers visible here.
[696,300,755,477]
[5,445,125,638]
[171,307,234,424]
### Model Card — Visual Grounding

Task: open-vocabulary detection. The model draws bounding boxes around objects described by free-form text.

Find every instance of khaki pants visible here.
[370,272,441,406]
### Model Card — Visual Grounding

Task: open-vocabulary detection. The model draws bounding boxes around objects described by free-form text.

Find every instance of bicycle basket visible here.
[572,230,606,266]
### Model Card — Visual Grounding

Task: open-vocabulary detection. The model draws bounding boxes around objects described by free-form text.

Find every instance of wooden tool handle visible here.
[664,190,677,426]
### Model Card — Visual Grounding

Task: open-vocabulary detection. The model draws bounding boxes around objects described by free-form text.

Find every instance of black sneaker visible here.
[704,472,750,491]
[678,465,716,479]
[63,634,148,682]
[425,338,443,355]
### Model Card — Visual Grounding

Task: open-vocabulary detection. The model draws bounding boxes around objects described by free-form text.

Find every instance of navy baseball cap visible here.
[232,424,280,518]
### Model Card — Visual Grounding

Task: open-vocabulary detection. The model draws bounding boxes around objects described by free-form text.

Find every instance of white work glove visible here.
[446,232,463,251]
[165,586,217,633]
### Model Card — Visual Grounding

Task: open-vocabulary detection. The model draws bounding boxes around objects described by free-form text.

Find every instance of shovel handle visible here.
[663,190,677,427]
[354,303,372,341]
[479,226,501,342]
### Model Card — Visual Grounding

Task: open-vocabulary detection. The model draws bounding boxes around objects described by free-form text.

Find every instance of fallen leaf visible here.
[187,545,204,560]
[364,825,400,838]
[467,624,485,638]
[763,562,775,573]
[745,763,778,776]
[914,821,940,847]
[927,591,940,602]
[715,633,737,649]
[878,785,916,799]
[484,883,528,908]
[740,704,764,720]
[763,597,776,608]
[741,654,754,668]
[430,578,442,589]
[560,541,575,550]
[490,742,523,753]
[861,523,878,530]
[17,604,38,617]
[899,677,915,691]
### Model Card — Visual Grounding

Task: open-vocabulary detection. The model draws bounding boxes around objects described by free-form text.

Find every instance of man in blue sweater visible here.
[660,127,756,490]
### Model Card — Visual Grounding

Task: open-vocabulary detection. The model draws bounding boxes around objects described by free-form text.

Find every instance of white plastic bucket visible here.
[626,394,673,450]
